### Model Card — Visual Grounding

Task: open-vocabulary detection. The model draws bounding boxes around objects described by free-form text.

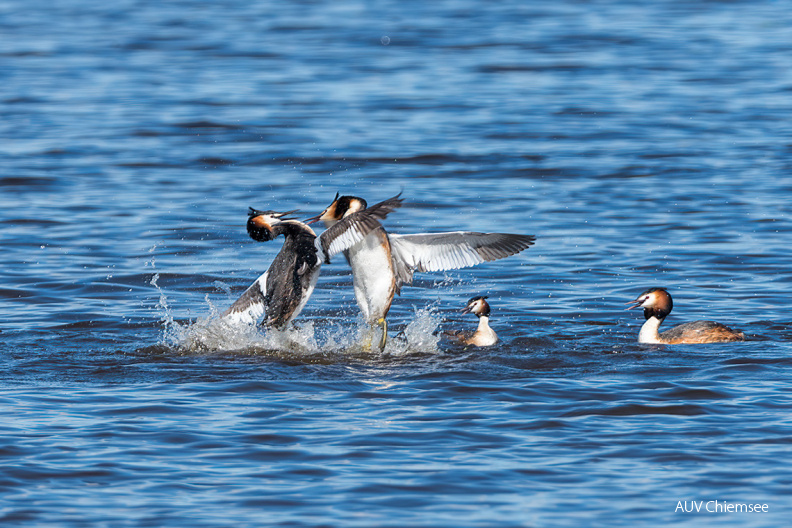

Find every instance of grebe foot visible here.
[377,318,388,351]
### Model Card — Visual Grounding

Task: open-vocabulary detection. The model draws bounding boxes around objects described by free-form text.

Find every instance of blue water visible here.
[2,0,792,526]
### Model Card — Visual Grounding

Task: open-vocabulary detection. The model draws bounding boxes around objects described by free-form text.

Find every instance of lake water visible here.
[2,0,792,526]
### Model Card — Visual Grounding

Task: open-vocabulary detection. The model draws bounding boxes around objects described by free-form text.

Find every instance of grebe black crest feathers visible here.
[445,296,498,347]
[626,287,744,344]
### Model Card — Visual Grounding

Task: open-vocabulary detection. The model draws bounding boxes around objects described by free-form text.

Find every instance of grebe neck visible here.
[638,316,664,344]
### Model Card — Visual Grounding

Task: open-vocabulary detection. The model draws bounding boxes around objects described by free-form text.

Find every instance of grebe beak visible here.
[625,298,643,310]
[461,305,472,314]
[304,213,323,224]
[247,208,299,220]
[274,209,300,219]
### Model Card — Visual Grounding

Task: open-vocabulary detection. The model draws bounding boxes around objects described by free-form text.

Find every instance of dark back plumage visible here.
[261,228,319,328]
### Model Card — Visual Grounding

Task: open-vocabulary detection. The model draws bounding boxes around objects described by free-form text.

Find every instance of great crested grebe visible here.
[223,198,402,328]
[626,287,745,344]
[307,193,535,349]
[445,296,498,347]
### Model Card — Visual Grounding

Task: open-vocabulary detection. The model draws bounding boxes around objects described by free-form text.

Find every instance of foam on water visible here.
[152,269,442,357]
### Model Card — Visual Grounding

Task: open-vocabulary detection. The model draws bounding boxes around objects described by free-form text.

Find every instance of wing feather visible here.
[221,272,268,325]
[318,193,404,261]
[389,232,535,288]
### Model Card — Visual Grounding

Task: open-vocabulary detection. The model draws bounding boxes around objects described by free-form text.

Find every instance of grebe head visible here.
[306,193,367,226]
[626,287,673,320]
[462,296,491,318]
[246,208,299,241]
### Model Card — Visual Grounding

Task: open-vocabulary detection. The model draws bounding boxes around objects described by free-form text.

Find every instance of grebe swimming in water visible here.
[626,287,745,344]
[307,193,535,349]
[223,198,402,328]
[445,296,498,347]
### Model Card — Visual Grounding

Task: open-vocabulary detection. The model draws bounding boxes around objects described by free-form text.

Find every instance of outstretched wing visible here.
[221,271,269,325]
[317,193,404,261]
[388,232,535,289]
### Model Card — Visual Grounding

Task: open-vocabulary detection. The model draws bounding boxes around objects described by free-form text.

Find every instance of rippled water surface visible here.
[2,0,792,526]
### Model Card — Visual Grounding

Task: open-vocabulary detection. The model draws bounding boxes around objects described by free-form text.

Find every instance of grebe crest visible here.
[626,287,744,345]
[246,208,313,242]
[446,296,498,347]
[462,296,491,318]
[313,194,368,227]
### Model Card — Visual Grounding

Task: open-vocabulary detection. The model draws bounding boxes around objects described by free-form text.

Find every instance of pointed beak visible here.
[625,298,643,310]
[461,305,472,314]
[248,208,298,220]
[304,213,323,225]
[275,209,300,219]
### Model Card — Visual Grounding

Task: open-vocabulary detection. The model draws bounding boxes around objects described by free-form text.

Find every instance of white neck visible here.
[472,315,498,346]
[638,316,663,344]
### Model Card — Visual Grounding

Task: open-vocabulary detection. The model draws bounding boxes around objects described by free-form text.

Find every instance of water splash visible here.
[385,306,442,356]
[149,272,175,332]
[314,306,442,357]
[149,283,442,358]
